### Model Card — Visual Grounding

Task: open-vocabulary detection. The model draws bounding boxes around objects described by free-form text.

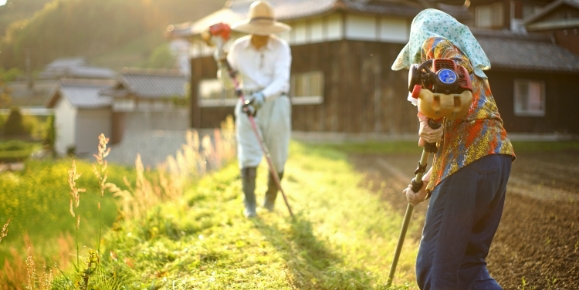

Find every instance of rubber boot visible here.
[263,171,283,212]
[241,167,257,218]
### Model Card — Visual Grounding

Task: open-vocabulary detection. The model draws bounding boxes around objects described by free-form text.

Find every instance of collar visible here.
[242,35,274,51]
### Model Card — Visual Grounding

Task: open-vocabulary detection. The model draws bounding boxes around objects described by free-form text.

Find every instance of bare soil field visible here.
[349,149,579,290]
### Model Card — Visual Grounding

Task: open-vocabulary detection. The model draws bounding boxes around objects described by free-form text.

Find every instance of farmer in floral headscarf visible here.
[392,9,516,290]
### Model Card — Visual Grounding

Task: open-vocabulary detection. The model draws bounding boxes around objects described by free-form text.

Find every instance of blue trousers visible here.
[416,154,512,290]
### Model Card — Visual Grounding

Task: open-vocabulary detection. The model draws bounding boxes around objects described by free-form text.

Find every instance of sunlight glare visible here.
[0,0,6,6]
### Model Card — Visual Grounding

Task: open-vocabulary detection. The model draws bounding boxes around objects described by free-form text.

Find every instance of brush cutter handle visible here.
[423,118,442,153]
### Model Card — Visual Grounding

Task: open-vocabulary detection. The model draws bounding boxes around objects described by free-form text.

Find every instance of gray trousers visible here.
[234,95,291,171]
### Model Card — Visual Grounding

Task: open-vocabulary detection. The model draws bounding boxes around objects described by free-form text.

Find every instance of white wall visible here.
[76,108,112,156]
[189,12,409,58]
[54,97,76,156]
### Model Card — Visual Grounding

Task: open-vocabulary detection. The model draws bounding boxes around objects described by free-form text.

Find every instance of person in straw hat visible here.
[215,0,292,218]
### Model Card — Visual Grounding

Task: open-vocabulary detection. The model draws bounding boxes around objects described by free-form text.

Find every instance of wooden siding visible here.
[486,70,579,134]
[189,40,419,134]
[189,41,579,135]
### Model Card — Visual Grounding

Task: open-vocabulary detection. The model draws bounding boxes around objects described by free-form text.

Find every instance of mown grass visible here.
[71,141,419,289]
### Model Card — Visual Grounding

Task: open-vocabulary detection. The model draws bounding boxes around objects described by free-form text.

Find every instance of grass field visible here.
[4,135,579,288]
[44,141,419,289]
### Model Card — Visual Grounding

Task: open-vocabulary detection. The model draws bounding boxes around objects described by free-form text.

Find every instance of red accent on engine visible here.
[209,23,231,42]
[431,59,456,72]
[456,65,472,92]
[412,85,422,99]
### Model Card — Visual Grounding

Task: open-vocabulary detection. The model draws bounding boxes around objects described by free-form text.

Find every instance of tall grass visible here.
[0,116,237,288]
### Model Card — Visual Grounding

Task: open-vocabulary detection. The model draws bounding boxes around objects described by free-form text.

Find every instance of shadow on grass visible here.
[252,213,375,290]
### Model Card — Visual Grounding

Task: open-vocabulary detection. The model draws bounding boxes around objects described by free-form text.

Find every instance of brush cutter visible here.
[202,23,294,218]
[386,59,473,286]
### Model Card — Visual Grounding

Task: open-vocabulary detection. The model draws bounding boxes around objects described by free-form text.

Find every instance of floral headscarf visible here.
[392,9,491,78]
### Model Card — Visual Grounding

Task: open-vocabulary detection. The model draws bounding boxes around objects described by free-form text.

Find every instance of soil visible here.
[349,149,579,290]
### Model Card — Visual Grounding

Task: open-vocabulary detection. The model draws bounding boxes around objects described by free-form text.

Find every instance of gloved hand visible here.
[213,48,227,65]
[417,111,443,146]
[402,181,429,206]
[242,92,265,116]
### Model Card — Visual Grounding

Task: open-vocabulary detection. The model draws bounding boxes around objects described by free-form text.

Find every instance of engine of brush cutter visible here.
[408,58,473,120]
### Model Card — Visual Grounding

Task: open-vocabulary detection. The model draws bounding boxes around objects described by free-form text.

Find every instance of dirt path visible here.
[349,150,579,290]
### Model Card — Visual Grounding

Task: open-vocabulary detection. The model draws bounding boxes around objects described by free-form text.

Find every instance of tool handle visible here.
[411,178,423,193]
[387,203,414,287]
[423,118,442,153]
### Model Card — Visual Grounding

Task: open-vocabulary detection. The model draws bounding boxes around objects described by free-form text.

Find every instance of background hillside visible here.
[0,0,225,72]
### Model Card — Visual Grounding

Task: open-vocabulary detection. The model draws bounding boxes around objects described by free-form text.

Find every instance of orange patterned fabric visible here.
[422,37,516,192]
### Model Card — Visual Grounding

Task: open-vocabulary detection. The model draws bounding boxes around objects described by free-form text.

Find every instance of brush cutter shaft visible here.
[387,203,414,286]
[387,118,439,286]
[246,114,294,217]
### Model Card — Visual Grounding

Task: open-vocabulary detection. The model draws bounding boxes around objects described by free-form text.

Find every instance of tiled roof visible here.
[45,57,88,69]
[473,30,579,72]
[46,79,114,109]
[39,65,116,80]
[112,69,188,99]
[67,66,116,79]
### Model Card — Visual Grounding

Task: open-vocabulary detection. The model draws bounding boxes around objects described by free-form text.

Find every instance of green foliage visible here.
[145,43,176,69]
[0,158,135,269]
[43,114,56,152]
[3,106,26,136]
[0,67,23,82]
[0,139,39,162]
[0,0,225,70]
[1,106,43,138]
[0,0,53,36]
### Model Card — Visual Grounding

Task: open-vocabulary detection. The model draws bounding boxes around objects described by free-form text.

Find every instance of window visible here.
[198,79,236,107]
[290,71,324,105]
[514,80,545,116]
[475,2,504,29]
[522,4,542,20]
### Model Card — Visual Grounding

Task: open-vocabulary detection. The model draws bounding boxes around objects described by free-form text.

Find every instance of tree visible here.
[43,114,56,154]
[3,106,27,137]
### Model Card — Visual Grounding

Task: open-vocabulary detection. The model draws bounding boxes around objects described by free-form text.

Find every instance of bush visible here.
[3,107,26,137]
[0,140,38,162]
[43,114,56,152]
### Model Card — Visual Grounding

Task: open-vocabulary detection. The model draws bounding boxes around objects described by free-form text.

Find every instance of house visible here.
[463,0,554,32]
[39,57,116,80]
[523,0,579,55]
[99,68,189,144]
[462,0,579,134]
[7,80,58,107]
[167,0,579,136]
[45,79,115,156]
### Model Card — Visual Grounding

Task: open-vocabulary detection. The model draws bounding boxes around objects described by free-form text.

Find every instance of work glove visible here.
[402,181,429,206]
[417,111,443,147]
[213,48,227,66]
[242,92,265,117]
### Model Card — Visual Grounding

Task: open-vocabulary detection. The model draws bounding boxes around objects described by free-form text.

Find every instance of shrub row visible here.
[0,140,38,162]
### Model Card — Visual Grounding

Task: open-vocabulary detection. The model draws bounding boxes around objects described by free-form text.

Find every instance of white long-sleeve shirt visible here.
[219,35,291,100]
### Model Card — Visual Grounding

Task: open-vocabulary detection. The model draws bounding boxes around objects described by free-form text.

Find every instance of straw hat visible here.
[231,1,291,35]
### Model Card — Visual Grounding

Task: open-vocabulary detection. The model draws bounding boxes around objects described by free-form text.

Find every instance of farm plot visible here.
[348,149,579,290]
